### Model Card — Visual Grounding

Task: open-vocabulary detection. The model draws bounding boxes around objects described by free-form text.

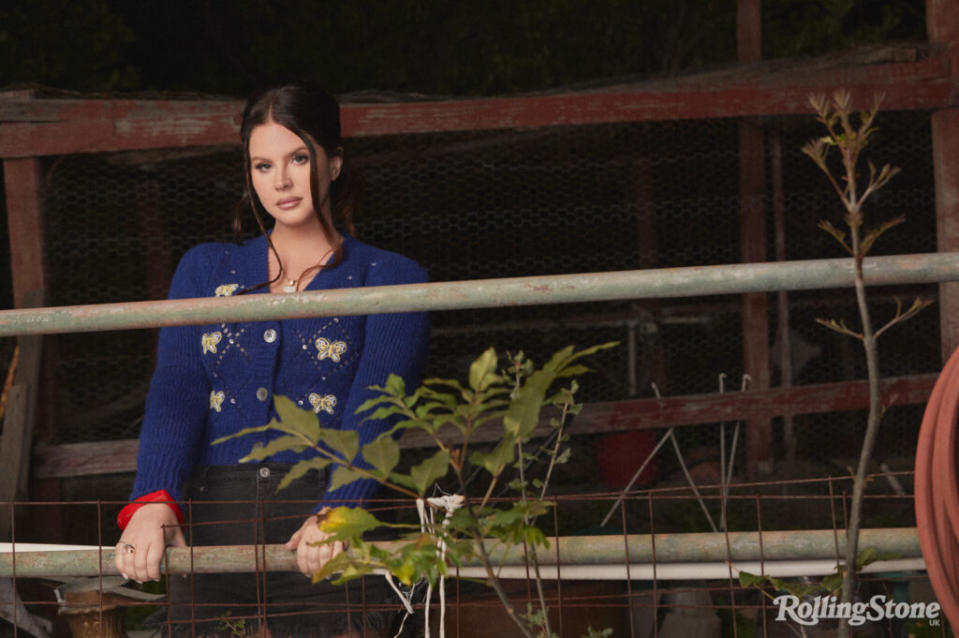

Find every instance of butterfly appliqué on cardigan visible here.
[315,337,348,362]
[309,393,337,415]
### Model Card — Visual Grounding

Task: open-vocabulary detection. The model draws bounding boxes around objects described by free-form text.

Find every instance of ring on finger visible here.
[118,541,136,554]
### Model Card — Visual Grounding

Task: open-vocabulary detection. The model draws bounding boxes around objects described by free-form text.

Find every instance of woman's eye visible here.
[292,154,309,165]
[254,162,271,172]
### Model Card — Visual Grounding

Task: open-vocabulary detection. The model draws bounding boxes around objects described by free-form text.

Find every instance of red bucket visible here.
[596,430,660,488]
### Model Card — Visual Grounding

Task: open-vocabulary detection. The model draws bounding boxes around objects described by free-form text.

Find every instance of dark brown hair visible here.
[233,83,359,285]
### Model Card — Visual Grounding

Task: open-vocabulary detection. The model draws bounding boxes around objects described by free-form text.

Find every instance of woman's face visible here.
[248,121,342,232]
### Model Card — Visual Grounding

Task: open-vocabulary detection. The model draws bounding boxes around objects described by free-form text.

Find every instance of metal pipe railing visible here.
[0,528,920,577]
[0,252,955,336]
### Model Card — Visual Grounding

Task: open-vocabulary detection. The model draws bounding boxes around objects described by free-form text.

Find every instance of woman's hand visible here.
[284,511,345,578]
[114,503,186,583]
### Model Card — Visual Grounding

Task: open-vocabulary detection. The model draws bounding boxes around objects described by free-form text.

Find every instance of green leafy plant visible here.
[801,90,931,637]
[215,342,617,638]
[216,611,247,638]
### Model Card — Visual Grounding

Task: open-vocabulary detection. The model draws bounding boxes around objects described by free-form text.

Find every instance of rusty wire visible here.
[1,470,943,637]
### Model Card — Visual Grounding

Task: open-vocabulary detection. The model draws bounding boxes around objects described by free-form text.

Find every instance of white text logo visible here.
[773,595,940,627]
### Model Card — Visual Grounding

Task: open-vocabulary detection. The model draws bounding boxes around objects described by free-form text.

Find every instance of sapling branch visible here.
[540,400,570,501]
[873,297,934,340]
[473,531,537,638]
[802,90,930,638]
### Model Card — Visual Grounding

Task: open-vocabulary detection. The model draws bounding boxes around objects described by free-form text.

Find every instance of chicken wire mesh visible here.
[3,109,940,495]
[1,473,944,638]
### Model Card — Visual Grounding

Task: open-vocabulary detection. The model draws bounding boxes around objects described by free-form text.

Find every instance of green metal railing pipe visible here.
[0,528,919,577]
[0,252,956,337]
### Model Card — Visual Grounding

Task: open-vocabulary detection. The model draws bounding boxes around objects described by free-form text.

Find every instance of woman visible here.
[114,83,430,637]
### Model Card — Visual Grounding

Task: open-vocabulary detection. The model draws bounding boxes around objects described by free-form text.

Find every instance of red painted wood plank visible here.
[569,373,937,434]
[340,80,956,137]
[0,59,956,158]
[33,374,937,478]
[3,159,46,308]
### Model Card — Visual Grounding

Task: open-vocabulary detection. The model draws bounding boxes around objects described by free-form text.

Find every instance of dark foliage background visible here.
[0,0,926,97]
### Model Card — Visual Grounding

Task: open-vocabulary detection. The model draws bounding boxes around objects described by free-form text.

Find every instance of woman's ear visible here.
[330,148,344,181]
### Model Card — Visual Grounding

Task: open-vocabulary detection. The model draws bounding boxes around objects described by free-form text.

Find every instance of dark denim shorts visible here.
[166,464,395,637]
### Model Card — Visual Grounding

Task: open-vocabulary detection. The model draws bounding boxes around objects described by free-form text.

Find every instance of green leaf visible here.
[384,373,406,397]
[769,576,820,597]
[555,364,591,378]
[392,558,417,586]
[856,547,901,569]
[362,405,405,422]
[362,436,401,479]
[238,435,308,463]
[523,525,548,548]
[551,342,619,375]
[419,388,459,407]
[311,551,355,583]
[423,378,466,392]
[415,401,450,419]
[503,368,553,438]
[211,422,275,446]
[491,505,525,528]
[274,394,320,442]
[508,478,528,491]
[409,448,451,495]
[354,394,393,415]
[319,506,383,540]
[469,435,515,476]
[469,347,500,392]
[316,427,359,462]
[542,345,576,373]
[821,571,843,594]
[738,571,767,588]
[329,465,368,492]
[382,418,423,438]
[329,561,377,585]
[276,457,333,492]
[387,472,418,492]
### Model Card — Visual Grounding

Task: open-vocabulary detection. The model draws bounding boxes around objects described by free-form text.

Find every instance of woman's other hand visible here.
[285,511,345,578]
[115,503,186,583]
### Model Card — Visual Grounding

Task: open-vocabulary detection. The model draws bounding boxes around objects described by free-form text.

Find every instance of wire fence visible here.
[0,471,943,637]
[0,101,948,637]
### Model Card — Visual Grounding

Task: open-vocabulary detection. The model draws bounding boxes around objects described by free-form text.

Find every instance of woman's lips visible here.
[276,197,302,210]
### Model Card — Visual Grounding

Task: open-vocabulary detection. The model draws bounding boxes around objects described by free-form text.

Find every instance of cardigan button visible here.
[263,328,277,343]
[256,387,269,402]
[258,467,271,479]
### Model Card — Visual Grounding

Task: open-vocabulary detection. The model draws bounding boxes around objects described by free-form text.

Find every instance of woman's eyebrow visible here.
[250,146,310,162]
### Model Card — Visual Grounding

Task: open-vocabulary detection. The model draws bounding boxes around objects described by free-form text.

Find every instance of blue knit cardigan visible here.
[130,234,430,512]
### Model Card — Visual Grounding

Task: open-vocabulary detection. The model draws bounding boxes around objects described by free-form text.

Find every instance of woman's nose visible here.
[274,168,292,190]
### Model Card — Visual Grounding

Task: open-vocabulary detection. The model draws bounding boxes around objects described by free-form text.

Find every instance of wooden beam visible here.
[33,374,937,479]
[0,303,43,539]
[0,51,956,158]
[740,122,771,476]
[737,0,762,64]
[738,0,771,476]
[927,0,959,68]
[927,0,959,360]
[933,108,959,359]
[3,160,45,309]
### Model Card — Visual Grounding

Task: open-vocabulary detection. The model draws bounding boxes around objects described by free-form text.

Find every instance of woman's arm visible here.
[116,246,213,581]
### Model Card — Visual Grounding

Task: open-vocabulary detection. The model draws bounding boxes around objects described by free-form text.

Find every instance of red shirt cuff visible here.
[117,490,185,530]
